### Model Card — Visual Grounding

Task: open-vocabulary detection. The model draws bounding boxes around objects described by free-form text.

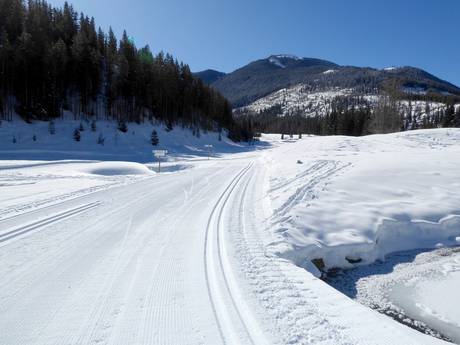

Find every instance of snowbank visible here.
[78,161,154,176]
[263,129,460,276]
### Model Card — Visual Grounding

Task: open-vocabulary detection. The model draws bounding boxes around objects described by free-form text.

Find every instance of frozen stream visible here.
[327,247,460,343]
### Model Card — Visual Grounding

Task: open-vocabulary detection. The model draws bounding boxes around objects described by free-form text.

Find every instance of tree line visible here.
[0,0,253,141]
[235,93,460,136]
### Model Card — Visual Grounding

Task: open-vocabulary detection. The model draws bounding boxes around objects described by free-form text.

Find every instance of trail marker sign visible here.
[153,149,168,172]
[153,149,168,158]
[204,145,213,160]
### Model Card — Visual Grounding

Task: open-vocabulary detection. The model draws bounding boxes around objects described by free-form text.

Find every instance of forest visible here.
[235,93,460,137]
[0,0,253,141]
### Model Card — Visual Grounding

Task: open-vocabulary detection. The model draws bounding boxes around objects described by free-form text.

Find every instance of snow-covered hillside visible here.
[0,115,250,162]
[239,85,358,117]
[238,84,458,124]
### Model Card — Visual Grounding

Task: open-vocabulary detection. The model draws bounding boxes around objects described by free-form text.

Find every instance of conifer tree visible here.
[151,129,159,146]
[73,128,81,141]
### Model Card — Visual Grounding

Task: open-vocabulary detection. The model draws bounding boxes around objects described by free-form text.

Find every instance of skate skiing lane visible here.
[0,158,266,345]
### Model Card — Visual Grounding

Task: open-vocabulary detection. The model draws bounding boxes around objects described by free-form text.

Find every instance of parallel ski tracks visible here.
[0,202,101,244]
[204,162,266,345]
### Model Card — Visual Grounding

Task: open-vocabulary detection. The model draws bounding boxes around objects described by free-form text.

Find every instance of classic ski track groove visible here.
[204,162,259,345]
[0,175,158,222]
[0,201,101,243]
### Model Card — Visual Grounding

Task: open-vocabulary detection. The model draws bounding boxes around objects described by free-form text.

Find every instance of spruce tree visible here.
[48,121,55,135]
[151,129,159,146]
[97,133,105,145]
[73,128,81,141]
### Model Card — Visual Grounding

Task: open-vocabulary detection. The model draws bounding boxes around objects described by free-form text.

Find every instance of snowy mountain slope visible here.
[202,55,460,107]
[237,84,457,123]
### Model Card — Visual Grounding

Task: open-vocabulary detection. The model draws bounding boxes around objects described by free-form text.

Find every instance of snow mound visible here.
[80,162,154,176]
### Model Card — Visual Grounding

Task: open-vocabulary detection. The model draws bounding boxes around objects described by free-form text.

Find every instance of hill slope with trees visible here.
[0,0,252,141]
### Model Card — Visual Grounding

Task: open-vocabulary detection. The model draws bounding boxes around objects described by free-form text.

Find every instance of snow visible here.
[0,160,153,221]
[329,247,460,343]
[390,250,460,343]
[238,84,458,125]
[0,113,248,162]
[1,123,459,345]
[272,54,302,60]
[78,161,153,176]
[268,56,286,68]
[239,85,359,117]
[323,69,337,74]
[268,55,302,68]
[263,129,460,276]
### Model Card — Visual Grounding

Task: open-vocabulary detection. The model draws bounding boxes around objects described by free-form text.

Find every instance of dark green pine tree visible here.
[73,128,81,141]
[151,129,159,146]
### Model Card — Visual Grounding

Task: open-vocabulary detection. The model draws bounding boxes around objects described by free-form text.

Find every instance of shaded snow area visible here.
[263,129,460,276]
[0,114,249,162]
[328,247,460,343]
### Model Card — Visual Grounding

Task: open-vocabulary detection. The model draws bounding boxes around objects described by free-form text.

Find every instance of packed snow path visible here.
[0,160,264,344]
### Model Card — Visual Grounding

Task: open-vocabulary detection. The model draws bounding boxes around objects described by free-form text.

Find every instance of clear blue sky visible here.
[47,0,460,86]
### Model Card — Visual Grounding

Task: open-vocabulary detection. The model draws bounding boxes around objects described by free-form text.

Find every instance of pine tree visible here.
[48,120,55,134]
[151,129,159,146]
[91,120,97,132]
[73,128,81,141]
[118,120,128,133]
[97,133,105,145]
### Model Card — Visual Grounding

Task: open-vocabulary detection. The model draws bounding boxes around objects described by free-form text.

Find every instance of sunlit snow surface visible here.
[263,129,460,276]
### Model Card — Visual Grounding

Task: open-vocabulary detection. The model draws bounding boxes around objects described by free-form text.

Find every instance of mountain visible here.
[193,69,226,85]
[202,55,460,107]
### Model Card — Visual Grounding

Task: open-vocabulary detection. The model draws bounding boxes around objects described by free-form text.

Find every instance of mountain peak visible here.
[193,69,226,85]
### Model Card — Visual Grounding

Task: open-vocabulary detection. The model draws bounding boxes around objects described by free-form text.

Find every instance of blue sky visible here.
[47,0,460,86]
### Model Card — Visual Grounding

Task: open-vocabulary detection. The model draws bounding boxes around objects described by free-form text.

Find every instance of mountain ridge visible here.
[195,55,460,107]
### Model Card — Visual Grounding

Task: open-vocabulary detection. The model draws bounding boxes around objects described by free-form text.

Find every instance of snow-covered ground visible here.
[0,114,250,162]
[328,247,460,343]
[1,121,459,344]
[263,129,460,275]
